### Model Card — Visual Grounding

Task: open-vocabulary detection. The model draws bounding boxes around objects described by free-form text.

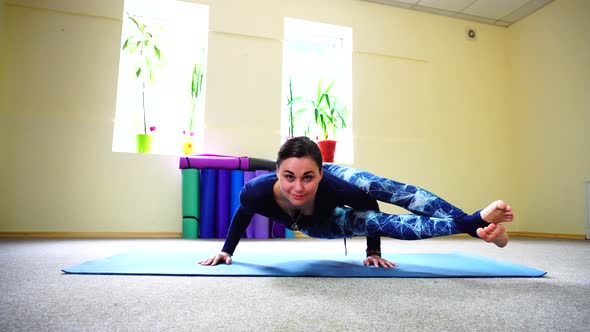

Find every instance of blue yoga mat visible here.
[216,169,230,239]
[229,170,244,222]
[62,251,546,278]
[200,169,217,238]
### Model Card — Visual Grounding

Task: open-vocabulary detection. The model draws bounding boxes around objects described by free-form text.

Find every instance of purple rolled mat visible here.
[252,214,269,239]
[253,170,270,239]
[243,171,257,239]
[179,155,249,170]
[179,154,276,171]
[271,220,285,238]
[216,169,231,239]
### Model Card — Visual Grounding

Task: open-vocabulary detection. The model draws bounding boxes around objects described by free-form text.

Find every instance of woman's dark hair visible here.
[277,136,323,170]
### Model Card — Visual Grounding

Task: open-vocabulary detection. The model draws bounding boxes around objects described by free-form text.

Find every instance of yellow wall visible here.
[509,0,590,235]
[0,0,586,236]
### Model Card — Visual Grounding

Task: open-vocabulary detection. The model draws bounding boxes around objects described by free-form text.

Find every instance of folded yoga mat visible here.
[200,169,217,238]
[179,155,276,171]
[62,252,547,278]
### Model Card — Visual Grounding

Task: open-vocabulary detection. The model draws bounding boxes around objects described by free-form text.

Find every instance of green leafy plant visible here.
[310,78,347,140]
[286,77,305,138]
[188,62,204,135]
[122,13,163,135]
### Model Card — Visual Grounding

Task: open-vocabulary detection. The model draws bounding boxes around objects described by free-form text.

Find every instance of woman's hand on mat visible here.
[364,255,397,268]
[199,252,232,266]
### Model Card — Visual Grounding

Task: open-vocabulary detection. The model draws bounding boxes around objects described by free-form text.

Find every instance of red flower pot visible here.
[317,139,337,162]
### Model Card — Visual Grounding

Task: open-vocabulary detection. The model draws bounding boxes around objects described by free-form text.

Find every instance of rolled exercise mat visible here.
[271,220,285,238]
[182,217,198,239]
[284,228,295,239]
[248,157,276,171]
[253,170,270,239]
[243,171,257,238]
[179,155,276,171]
[200,169,217,238]
[216,169,231,239]
[180,155,247,170]
[229,170,244,219]
[181,169,200,238]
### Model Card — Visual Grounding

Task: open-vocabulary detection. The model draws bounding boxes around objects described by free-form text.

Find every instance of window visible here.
[113,0,208,155]
[282,18,353,164]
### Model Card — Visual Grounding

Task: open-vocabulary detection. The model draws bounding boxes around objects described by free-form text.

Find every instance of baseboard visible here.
[0,232,182,238]
[0,231,586,240]
[508,231,586,240]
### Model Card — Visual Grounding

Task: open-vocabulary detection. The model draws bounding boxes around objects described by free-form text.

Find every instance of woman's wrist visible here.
[366,249,382,257]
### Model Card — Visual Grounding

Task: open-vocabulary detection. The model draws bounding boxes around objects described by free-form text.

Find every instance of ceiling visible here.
[361,0,554,27]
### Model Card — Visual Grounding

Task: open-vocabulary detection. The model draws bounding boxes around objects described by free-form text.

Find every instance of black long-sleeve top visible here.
[221,168,381,255]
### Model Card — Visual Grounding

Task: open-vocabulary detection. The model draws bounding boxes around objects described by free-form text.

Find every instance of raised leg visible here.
[301,207,462,240]
[320,164,512,247]
[323,163,466,219]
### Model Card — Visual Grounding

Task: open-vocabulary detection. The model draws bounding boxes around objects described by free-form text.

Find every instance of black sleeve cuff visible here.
[366,236,381,256]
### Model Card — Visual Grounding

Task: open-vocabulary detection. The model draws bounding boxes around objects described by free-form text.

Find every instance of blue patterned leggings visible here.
[300,164,487,240]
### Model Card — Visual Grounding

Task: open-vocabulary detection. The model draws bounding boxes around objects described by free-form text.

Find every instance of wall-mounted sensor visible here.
[466,28,477,41]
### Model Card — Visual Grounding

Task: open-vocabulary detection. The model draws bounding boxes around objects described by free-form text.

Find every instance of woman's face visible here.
[276,156,322,208]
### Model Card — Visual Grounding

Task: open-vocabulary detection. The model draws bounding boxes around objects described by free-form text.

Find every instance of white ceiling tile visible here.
[391,0,421,4]
[454,12,497,25]
[499,0,538,22]
[463,0,529,20]
[501,0,554,23]
[417,0,475,12]
[362,0,415,9]
[495,21,512,27]
[413,4,459,18]
[359,0,554,27]
[532,0,554,6]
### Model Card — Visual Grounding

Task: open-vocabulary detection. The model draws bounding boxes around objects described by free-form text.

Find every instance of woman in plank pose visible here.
[200,136,513,268]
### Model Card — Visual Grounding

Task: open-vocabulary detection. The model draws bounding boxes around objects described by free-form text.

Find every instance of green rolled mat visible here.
[182,217,198,239]
[181,169,201,238]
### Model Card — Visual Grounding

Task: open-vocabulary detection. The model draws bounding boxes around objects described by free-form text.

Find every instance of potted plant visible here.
[121,12,163,153]
[310,78,347,162]
[184,62,204,155]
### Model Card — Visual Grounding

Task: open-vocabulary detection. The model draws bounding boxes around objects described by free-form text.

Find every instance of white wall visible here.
[509,0,590,235]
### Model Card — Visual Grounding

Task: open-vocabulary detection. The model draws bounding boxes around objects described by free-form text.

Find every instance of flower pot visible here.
[136,134,153,153]
[317,139,337,162]
[183,141,194,155]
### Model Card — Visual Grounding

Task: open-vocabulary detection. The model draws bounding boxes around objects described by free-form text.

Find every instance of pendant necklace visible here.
[290,208,303,231]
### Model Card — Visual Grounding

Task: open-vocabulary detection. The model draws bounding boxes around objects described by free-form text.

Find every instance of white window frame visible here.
[113,0,209,155]
[282,18,353,164]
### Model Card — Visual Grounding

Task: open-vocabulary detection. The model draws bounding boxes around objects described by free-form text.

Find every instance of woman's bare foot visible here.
[480,200,514,224]
[476,223,509,248]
